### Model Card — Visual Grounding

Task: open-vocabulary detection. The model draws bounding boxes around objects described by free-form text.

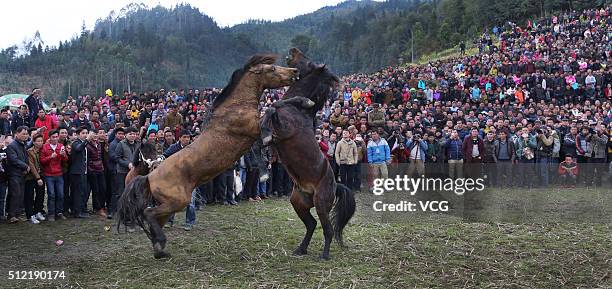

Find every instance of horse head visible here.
[212,54,299,110]
[286,47,317,76]
[139,143,164,171]
[284,63,339,114]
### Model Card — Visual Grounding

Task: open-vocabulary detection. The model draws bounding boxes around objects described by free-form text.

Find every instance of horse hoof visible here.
[292,248,307,256]
[318,254,330,261]
[154,251,171,259]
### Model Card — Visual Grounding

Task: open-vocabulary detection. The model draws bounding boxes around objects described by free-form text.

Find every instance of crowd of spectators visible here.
[0,6,610,227]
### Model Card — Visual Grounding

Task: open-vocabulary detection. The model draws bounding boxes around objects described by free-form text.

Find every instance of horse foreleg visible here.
[143,203,174,259]
[260,107,276,146]
[290,187,316,256]
[314,179,336,260]
[273,96,315,109]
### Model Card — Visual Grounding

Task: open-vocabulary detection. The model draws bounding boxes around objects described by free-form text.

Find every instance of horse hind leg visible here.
[290,187,316,256]
[314,180,336,260]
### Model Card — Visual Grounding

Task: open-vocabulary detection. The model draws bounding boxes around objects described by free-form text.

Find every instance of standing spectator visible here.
[0,136,9,221]
[495,131,515,187]
[115,127,140,197]
[406,132,427,177]
[163,130,195,230]
[70,127,93,218]
[575,127,591,185]
[214,167,237,205]
[40,129,68,221]
[515,129,537,188]
[11,105,31,133]
[107,127,125,219]
[367,131,391,189]
[367,104,385,128]
[163,104,183,136]
[6,126,30,223]
[335,130,359,190]
[535,128,554,187]
[0,109,11,137]
[25,134,46,224]
[270,147,292,197]
[86,131,106,217]
[59,111,72,128]
[25,88,43,122]
[354,134,367,192]
[443,130,464,179]
[482,132,498,185]
[34,109,57,142]
[59,126,72,216]
[72,109,93,131]
[244,140,264,202]
[588,125,608,187]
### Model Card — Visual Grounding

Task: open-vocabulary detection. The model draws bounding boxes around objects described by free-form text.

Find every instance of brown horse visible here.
[117,54,298,259]
[260,49,355,260]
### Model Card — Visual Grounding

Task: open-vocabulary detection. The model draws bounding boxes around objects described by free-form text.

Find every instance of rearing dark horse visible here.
[261,48,356,260]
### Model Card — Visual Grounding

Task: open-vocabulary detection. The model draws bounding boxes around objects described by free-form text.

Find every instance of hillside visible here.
[0,0,605,99]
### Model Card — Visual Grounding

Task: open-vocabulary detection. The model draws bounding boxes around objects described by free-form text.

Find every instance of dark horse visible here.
[260,48,356,260]
[117,54,298,259]
[125,142,164,186]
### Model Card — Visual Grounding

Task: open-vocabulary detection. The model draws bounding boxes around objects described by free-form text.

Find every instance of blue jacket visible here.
[367,138,391,164]
[444,139,464,160]
[405,138,428,160]
[163,142,186,158]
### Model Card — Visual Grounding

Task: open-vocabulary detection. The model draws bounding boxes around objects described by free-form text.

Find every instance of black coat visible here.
[69,139,89,174]
[25,94,43,120]
[6,139,29,176]
[0,118,11,136]
[11,113,31,133]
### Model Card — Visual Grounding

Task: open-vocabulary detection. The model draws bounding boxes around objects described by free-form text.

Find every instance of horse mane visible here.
[212,54,278,109]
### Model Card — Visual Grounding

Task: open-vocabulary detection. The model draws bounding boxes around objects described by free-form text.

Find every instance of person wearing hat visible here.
[60,111,73,129]
[368,104,385,128]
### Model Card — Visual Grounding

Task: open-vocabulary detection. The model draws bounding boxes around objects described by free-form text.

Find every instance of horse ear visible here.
[316,64,327,71]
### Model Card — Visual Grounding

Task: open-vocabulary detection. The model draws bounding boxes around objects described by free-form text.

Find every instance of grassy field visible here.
[0,188,611,289]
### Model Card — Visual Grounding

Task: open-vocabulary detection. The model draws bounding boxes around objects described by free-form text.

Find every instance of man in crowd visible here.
[5,126,30,223]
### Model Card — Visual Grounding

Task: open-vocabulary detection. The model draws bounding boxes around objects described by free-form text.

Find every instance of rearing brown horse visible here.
[117,54,298,259]
[260,48,355,260]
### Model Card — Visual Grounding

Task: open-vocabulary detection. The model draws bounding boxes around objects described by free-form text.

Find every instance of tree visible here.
[290,34,314,54]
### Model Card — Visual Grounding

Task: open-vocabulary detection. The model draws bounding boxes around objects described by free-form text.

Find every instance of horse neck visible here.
[214,77,262,113]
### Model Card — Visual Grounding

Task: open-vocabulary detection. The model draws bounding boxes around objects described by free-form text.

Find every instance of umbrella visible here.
[0,94,50,111]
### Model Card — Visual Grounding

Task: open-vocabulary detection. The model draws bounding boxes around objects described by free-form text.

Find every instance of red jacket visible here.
[40,142,68,176]
[318,140,329,156]
[35,116,57,142]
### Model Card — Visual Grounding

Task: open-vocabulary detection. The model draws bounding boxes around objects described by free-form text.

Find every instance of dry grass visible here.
[0,188,611,288]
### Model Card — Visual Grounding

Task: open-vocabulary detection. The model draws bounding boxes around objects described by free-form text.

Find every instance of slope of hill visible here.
[0,0,604,99]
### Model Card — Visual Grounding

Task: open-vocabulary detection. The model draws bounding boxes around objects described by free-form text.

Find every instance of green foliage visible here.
[0,0,605,99]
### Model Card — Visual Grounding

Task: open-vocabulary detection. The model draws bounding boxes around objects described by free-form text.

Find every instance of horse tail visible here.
[116,175,152,240]
[331,183,356,247]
